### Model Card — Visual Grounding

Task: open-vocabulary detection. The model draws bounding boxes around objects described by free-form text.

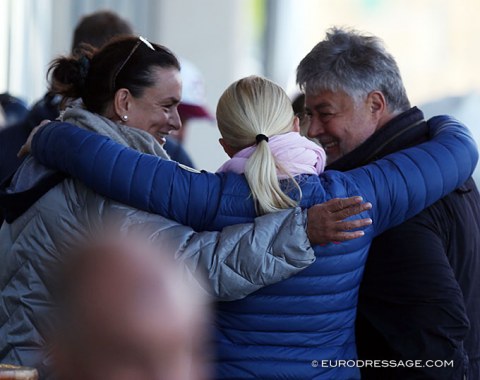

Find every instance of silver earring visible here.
[122,115,128,121]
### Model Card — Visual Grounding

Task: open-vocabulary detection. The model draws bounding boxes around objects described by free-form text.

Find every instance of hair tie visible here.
[255,134,269,144]
[78,55,91,84]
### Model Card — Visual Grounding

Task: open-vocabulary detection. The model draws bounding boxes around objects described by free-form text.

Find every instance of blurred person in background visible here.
[0,10,133,193]
[176,59,213,141]
[291,92,305,115]
[26,68,477,379]
[51,234,209,380]
[0,105,5,129]
[163,58,216,168]
[0,93,28,127]
[297,27,480,379]
[28,9,134,126]
[0,109,31,187]
[0,105,32,200]
[0,93,29,188]
[291,92,313,137]
[0,35,370,378]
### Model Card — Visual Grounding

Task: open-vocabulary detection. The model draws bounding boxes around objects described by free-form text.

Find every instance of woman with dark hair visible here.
[0,36,363,377]
[48,36,182,145]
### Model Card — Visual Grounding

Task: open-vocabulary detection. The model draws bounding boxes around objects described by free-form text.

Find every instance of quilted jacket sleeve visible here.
[150,207,315,301]
[31,122,225,231]
[31,115,478,237]
[84,191,315,301]
[346,115,478,236]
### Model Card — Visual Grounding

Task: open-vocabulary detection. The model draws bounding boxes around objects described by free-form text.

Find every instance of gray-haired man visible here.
[297,27,480,379]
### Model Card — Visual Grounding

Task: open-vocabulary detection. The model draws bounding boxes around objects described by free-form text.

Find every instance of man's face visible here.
[304,89,379,164]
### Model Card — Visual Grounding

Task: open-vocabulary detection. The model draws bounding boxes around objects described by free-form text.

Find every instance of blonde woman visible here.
[26,75,477,379]
[216,76,326,215]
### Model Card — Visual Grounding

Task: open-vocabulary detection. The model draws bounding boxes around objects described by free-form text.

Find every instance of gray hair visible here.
[296,27,410,113]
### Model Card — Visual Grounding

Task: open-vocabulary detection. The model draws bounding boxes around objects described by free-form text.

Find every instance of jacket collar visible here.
[326,107,427,172]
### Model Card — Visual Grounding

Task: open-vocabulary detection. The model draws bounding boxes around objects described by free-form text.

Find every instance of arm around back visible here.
[85,188,315,301]
[31,121,223,230]
[169,207,315,301]
[347,115,478,236]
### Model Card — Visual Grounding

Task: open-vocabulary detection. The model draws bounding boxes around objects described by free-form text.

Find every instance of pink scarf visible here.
[217,132,326,179]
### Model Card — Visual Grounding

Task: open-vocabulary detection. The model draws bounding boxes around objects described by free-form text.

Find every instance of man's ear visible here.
[113,88,131,120]
[366,91,388,131]
[368,91,387,117]
[219,138,237,158]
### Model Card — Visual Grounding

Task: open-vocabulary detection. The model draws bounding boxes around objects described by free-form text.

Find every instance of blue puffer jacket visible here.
[31,115,478,379]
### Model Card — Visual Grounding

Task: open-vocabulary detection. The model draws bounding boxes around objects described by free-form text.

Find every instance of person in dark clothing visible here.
[163,137,195,167]
[0,105,5,128]
[0,94,28,188]
[297,27,480,379]
[0,93,29,127]
[0,95,43,223]
[0,122,30,185]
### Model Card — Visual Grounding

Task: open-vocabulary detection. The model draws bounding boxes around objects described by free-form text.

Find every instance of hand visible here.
[306,196,373,245]
[17,119,51,158]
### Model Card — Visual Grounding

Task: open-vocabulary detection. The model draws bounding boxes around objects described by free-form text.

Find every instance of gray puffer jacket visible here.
[0,158,314,378]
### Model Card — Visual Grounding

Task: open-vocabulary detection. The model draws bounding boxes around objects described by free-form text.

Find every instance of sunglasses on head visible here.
[111,36,155,93]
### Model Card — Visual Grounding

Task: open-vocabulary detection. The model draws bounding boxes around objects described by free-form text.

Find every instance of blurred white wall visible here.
[0,0,53,104]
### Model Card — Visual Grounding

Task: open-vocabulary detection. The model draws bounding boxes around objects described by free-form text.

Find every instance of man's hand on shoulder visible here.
[307,196,372,245]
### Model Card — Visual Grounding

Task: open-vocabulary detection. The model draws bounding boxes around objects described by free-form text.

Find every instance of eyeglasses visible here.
[111,36,155,93]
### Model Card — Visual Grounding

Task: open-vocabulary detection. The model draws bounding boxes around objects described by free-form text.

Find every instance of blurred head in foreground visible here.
[52,236,209,380]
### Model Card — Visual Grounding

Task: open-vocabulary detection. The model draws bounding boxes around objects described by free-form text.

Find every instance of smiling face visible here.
[304,89,380,165]
[124,66,182,145]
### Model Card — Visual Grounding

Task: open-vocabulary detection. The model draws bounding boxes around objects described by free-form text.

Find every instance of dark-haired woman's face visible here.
[127,67,182,145]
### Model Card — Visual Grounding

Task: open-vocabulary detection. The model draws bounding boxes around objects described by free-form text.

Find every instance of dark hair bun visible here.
[48,45,96,104]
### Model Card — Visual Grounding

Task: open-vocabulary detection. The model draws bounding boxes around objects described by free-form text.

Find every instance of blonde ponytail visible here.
[245,140,300,214]
[217,76,302,215]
